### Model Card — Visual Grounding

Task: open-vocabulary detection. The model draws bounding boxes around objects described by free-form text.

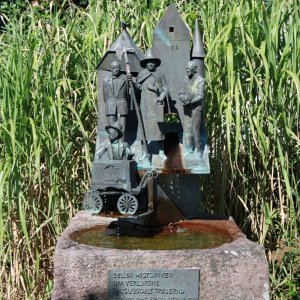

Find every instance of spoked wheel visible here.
[83,192,103,214]
[117,194,138,215]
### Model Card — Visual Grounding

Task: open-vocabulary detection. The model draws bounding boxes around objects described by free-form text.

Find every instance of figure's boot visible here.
[184,134,194,156]
[194,148,203,159]
[158,140,167,162]
[194,141,204,159]
[159,150,167,162]
[138,141,151,167]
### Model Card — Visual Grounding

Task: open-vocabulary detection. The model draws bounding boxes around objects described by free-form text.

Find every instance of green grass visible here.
[0,0,299,299]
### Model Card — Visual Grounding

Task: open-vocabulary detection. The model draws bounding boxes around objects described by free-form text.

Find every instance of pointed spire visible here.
[153,3,190,41]
[108,29,142,57]
[97,29,143,73]
[192,19,205,58]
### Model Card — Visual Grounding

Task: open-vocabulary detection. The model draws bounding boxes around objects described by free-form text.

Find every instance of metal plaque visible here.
[108,268,199,300]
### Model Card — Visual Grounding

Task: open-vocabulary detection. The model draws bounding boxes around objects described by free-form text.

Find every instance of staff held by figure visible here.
[115,31,149,161]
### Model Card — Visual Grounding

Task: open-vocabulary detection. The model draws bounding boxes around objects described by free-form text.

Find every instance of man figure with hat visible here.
[103,61,130,142]
[133,49,169,161]
[95,122,131,161]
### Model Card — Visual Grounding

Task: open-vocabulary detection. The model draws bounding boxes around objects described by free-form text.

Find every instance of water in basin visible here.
[71,222,232,250]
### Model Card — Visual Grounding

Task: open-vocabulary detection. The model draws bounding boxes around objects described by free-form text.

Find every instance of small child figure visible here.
[96,122,131,161]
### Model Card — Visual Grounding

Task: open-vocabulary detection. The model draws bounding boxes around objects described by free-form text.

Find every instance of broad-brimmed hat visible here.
[105,122,123,139]
[140,49,161,68]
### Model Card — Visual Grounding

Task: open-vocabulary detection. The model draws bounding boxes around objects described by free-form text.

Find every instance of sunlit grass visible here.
[0,0,299,299]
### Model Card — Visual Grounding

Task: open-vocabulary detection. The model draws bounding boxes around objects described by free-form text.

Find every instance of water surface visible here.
[71,224,231,250]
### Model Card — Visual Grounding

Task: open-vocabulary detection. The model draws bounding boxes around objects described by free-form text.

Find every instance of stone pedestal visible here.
[52,211,269,300]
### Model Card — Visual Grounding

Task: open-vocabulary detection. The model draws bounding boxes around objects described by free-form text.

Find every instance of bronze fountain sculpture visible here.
[51,5,269,300]
[83,4,210,220]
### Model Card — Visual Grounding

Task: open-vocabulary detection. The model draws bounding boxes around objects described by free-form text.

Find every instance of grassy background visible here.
[0,0,299,299]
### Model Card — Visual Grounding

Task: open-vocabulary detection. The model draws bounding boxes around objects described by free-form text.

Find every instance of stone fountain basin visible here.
[52,211,269,300]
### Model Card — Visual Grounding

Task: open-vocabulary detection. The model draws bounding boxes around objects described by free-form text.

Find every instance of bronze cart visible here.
[83,160,158,215]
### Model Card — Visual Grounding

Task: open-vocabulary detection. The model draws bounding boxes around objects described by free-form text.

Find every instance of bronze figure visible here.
[103,61,130,141]
[95,122,131,161]
[134,49,169,161]
[179,61,205,156]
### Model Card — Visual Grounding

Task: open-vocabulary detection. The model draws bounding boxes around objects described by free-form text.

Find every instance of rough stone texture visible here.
[52,211,269,300]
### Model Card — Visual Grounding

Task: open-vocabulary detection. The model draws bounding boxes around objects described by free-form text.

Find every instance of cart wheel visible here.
[117,194,138,215]
[83,192,103,214]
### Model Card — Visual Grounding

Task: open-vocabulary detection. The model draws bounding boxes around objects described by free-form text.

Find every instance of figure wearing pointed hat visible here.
[134,49,169,161]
